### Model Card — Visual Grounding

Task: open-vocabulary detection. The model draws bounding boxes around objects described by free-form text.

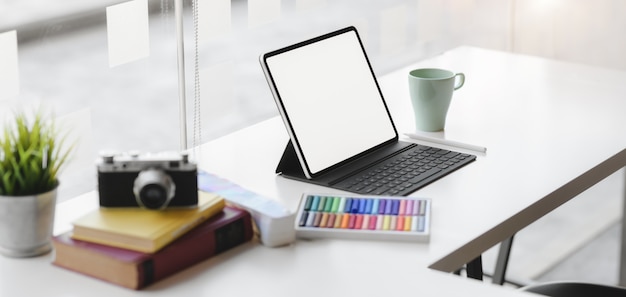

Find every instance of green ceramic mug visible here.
[408,68,465,131]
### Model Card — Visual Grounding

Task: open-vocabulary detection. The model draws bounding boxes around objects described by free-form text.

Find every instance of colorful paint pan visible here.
[295,194,431,242]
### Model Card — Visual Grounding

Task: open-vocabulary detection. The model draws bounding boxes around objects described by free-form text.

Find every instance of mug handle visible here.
[454,73,465,90]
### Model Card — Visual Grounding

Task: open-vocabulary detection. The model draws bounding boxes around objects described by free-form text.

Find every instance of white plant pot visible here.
[0,187,57,257]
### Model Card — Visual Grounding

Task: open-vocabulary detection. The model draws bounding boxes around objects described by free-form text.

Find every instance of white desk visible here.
[2,46,626,296]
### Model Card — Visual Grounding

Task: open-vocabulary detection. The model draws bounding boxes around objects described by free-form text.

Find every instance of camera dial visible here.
[133,168,176,210]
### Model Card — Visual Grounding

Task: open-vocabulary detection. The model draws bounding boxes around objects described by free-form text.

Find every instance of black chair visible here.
[519,281,626,297]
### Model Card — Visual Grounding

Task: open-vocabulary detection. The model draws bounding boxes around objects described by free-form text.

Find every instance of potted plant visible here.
[0,109,73,257]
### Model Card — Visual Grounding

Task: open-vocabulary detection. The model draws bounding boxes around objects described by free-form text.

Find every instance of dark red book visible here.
[52,206,253,290]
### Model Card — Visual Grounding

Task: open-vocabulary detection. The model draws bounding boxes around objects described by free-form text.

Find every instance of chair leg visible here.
[493,235,515,285]
[619,168,626,287]
[466,255,484,281]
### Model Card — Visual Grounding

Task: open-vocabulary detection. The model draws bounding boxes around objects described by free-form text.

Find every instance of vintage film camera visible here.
[97,151,198,209]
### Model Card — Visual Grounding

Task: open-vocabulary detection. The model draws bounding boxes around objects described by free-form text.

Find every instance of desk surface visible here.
[2,46,626,296]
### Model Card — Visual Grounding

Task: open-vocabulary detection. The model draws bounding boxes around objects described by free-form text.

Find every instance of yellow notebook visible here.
[71,191,225,253]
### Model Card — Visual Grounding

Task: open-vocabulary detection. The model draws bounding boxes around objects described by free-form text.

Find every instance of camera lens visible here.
[139,184,167,209]
[133,168,176,210]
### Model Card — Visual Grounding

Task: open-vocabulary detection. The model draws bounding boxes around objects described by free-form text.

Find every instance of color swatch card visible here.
[295,194,431,242]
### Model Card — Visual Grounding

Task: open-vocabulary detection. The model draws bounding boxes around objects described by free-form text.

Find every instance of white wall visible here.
[413,0,626,71]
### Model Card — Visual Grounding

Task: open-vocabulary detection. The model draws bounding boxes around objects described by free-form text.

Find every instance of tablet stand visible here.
[275,141,334,187]
[275,140,305,177]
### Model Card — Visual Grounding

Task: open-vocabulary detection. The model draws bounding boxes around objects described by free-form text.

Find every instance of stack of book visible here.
[52,191,254,290]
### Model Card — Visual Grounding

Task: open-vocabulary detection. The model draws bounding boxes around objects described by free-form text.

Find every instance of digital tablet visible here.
[259,26,398,179]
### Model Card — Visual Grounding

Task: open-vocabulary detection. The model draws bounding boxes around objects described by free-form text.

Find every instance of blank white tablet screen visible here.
[265,29,397,175]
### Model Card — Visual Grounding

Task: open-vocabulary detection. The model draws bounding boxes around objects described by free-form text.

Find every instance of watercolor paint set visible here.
[295,194,431,242]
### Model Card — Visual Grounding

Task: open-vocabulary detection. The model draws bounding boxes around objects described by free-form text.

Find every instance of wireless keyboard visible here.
[333,144,475,196]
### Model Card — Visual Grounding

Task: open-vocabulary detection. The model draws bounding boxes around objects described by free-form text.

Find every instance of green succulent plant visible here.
[0,110,73,196]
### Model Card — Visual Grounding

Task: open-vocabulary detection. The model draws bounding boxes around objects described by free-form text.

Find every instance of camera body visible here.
[97,151,198,209]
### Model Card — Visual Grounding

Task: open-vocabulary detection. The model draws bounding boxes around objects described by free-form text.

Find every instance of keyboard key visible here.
[333,144,475,196]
